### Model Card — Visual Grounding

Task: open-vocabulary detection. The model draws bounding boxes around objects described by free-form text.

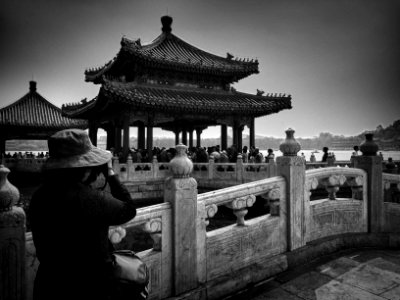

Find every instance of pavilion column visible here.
[106,126,115,150]
[0,138,5,156]
[138,122,145,150]
[88,122,98,146]
[115,126,122,153]
[189,130,194,148]
[182,130,188,146]
[146,116,154,160]
[174,130,180,146]
[232,121,239,148]
[123,117,130,159]
[221,125,227,150]
[196,129,202,148]
[250,117,255,148]
[238,125,244,152]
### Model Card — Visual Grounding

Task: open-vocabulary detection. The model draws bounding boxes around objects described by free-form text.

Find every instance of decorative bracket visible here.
[143,218,162,251]
[225,195,256,226]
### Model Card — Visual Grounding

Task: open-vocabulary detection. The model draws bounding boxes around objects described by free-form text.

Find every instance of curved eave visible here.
[99,82,291,117]
[85,32,259,83]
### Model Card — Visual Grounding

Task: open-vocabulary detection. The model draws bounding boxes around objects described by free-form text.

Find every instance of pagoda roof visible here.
[62,80,291,119]
[0,81,87,131]
[85,16,259,83]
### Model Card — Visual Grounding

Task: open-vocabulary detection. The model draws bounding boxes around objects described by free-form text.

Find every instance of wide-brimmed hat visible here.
[44,129,111,170]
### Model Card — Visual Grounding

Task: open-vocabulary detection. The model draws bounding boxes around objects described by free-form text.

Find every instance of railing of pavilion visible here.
[2,131,400,300]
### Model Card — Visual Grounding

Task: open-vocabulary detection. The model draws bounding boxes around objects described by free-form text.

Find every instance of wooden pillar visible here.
[0,166,26,300]
[182,130,188,146]
[123,117,130,159]
[138,122,145,150]
[221,125,227,150]
[164,144,198,294]
[232,121,239,147]
[354,133,383,233]
[0,138,5,156]
[277,128,306,250]
[238,125,244,152]
[174,130,180,146]
[88,122,98,146]
[106,126,115,150]
[115,126,122,153]
[250,117,255,148]
[146,116,154,160]
[196,129,202,148]
[189,130,194,148]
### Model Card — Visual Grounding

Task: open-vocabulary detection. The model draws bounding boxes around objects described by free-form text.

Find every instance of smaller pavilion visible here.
[0,81,87,154]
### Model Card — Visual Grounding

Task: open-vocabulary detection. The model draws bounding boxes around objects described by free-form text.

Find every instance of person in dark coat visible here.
[29,129,137,300]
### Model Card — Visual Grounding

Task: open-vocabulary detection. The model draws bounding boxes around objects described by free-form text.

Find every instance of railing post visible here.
[354,133,383,233]
[276,128,306,251]
[163,144,198,295]
[236,154,243,183]
[112,155,120,175]
[127,154,133,180]
[268,159,277,177]
[208,156,214,179]
[152,155,159,179]
[0,165,25,300]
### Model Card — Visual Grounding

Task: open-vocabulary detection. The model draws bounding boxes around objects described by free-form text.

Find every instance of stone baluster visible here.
[112,155,120,175]
[143,218,162,251]
[236,154,243,183]
[267,188,281,216]
[225,195,256,226]
[354,133,383,233]
[0,165,25,300]
[152,155,159,179]
[127,153,133,180]
[163,143,198,295]
[321,174,346,200]
[208,156,214,179]
[205,204,218,227]
[348,175,364,200]
[277,128,306,250]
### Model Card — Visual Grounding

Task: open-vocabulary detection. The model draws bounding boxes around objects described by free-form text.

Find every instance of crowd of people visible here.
[2,151,49,159]
[114,145,276,164]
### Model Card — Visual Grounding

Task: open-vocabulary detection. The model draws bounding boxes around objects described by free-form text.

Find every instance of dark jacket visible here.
[29,174,136,300]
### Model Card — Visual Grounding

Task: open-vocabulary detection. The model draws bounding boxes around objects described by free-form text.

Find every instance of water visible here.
[260,150,400,162]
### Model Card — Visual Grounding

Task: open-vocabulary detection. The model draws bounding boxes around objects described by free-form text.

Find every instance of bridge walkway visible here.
[225,248,400,300]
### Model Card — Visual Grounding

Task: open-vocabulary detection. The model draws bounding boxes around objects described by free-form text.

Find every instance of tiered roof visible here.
[85,15,259,84]
[63,80,291,119]
[0,81,87,131]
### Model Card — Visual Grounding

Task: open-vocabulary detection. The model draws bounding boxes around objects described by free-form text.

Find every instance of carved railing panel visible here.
[383,173,400,203]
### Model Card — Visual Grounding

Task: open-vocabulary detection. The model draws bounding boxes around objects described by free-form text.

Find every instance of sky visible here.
[1,0,399,139]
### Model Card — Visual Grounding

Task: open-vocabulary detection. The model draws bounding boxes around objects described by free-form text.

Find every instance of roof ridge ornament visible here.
[161,15,173,33]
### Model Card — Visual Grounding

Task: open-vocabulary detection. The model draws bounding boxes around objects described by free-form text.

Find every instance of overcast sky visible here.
[1,0,399,138]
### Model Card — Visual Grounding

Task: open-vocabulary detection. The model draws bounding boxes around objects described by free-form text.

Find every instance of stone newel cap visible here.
[279,128,301,156]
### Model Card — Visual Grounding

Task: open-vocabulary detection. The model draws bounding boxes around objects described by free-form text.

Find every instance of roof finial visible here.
[161,15,172,33]
[29,80,37,92]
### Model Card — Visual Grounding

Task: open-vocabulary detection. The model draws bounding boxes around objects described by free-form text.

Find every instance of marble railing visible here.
[305,167,368,242]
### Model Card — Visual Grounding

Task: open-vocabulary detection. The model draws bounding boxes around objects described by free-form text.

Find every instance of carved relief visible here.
[144,218,162,251]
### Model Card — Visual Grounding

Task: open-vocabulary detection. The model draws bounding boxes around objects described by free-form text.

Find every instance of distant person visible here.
[242,146,248,163]
[301,152,306,160]
[266,148,275,162]
[254,148,264,163]
[321,147,329,162]
[29,129,137,300]
[353,145,360,156]
[310,153,316,162]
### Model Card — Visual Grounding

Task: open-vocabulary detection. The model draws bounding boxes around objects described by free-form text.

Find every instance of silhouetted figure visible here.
[322,147,329,162]
[29,129,137,300]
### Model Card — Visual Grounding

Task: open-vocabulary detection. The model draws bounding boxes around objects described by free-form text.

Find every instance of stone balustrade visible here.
[3,131,400,300]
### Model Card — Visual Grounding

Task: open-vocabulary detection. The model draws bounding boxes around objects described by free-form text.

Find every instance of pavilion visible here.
[62,16,292,158]
[0,81,87,154]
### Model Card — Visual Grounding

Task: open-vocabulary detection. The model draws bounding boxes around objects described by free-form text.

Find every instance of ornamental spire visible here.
[161,15,172,33]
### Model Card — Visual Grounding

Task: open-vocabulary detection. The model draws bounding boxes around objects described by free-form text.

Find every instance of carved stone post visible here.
[354,133,383,233]
[277,128,306,251]
[236,154,243,183]
[0,165,25,300]
[163,144,198,295]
